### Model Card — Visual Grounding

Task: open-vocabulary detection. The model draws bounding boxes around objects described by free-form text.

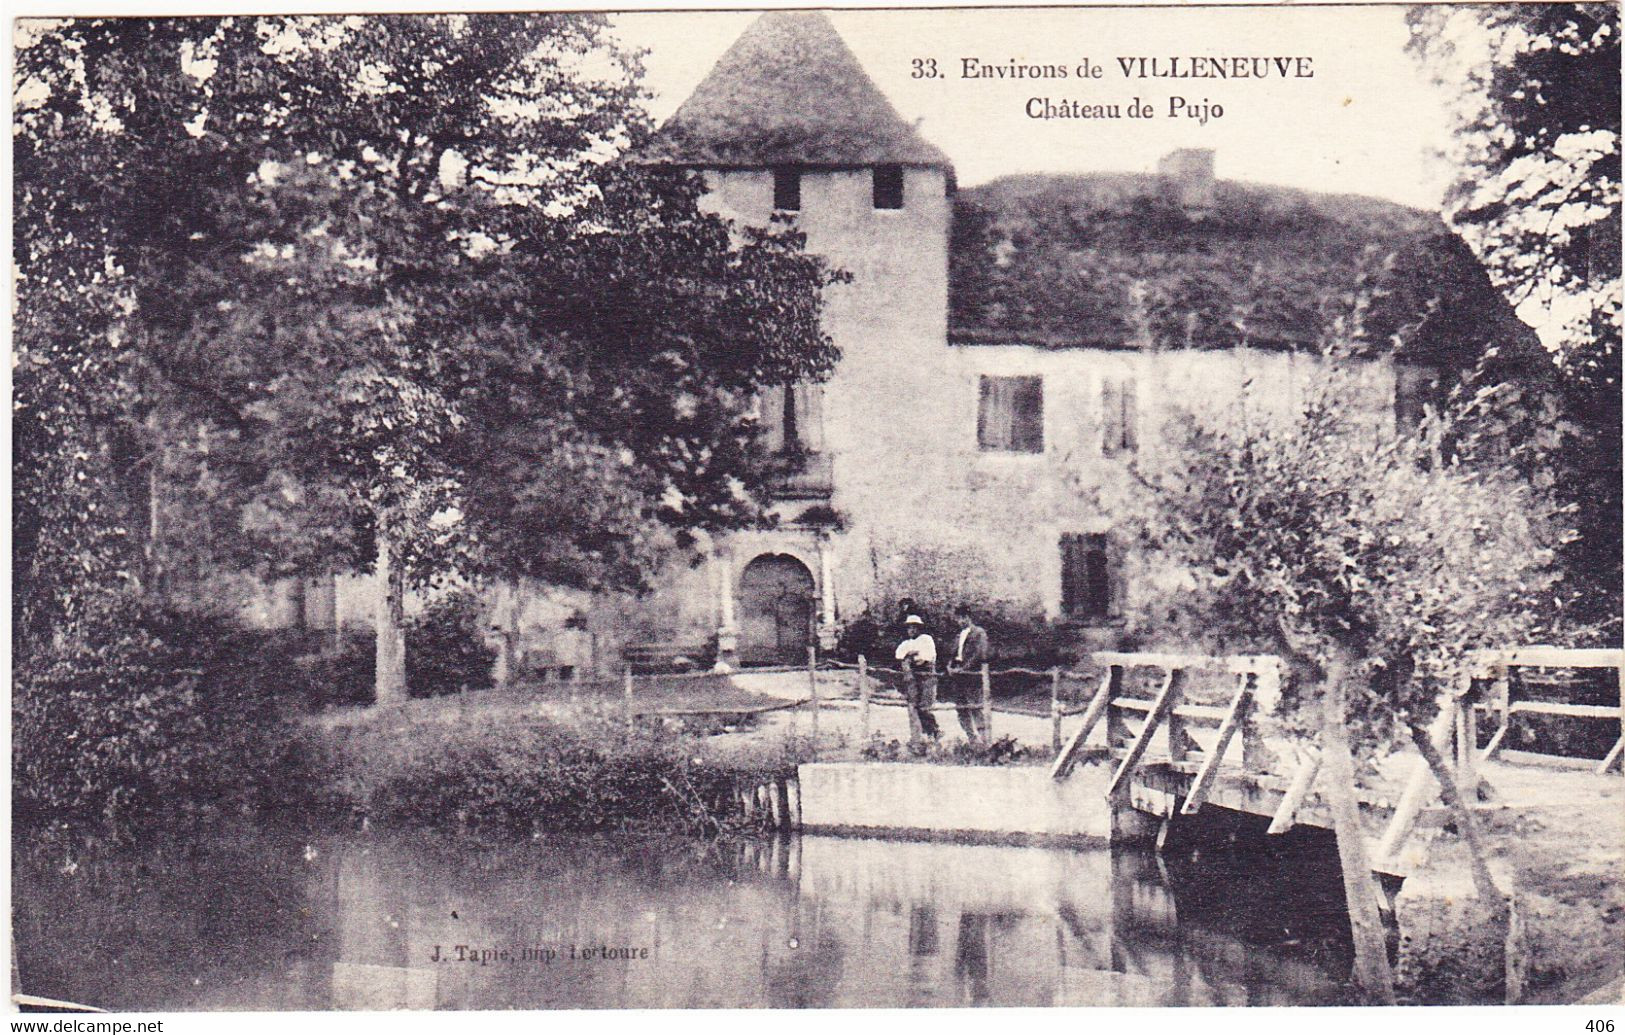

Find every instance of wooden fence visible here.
[1469,647,1625,775]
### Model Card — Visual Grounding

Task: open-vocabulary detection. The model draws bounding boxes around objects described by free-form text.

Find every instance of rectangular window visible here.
[873,164,904,209]
[1102,377,1139,455]
[758,382,823,453]
[773,167,801,212]
[1061,533,1111,620]
[977,375,1044,453]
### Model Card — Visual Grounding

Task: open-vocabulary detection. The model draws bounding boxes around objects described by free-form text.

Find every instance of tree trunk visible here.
[1411,721,1506,917]
[289,576,308,632]
[374,532,407,705]
[1321,675,1398,1005]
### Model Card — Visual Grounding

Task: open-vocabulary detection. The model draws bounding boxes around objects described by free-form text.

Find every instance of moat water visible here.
[14,822,1356,1009]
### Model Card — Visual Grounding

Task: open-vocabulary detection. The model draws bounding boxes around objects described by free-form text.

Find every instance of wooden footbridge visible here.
[1047,648,1624,874]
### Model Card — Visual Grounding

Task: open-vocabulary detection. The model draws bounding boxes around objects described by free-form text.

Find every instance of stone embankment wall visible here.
[796,762,1111,843]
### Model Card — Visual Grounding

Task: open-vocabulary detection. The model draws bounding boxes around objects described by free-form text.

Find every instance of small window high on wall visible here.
[773,167,801,212]
[1061,533,1112,620]
[978,375,1044,453]
[873,165,904,209]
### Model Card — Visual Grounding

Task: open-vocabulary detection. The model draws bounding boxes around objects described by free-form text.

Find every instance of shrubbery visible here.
[406,591,495,699]
[304,632,376,710]
[859,732,1045,766]
[834,599,1072,671]
[319,712,814,836]
[13,596,318,844]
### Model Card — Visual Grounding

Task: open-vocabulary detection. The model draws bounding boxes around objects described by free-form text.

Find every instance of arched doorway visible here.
[738,553,816,667]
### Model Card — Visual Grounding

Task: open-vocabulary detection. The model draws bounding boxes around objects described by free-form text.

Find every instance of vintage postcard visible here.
[10,1,1623,1019]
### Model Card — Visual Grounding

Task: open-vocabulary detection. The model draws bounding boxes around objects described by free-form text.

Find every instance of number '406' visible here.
[1585,1021,1614,1033]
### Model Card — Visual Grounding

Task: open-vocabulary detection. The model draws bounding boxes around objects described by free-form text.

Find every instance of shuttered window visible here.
[773,167,801,212]
[1102,377,1139,455]
[1061,533,1111,620]
[977,375,1044,453]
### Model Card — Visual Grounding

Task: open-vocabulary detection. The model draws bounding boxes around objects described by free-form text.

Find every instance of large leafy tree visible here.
[15,16,841,701]
[1139,360,1568,1003]
[1407,3,1621,630]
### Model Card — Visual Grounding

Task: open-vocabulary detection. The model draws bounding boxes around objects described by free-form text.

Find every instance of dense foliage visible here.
[318,712,816,837]
[1408,3,1621,629]
[14,15,843,704]
[1139,361,1569,753]
[406,592,496,699]
[13,598,317,844]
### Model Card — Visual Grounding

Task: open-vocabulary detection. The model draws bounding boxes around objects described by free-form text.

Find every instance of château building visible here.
[236,11,1539,677]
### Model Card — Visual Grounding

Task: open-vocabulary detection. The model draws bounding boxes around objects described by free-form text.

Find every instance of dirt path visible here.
[1471,763,1625,1003]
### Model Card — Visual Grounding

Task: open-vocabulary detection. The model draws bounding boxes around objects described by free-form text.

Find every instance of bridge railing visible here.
[1046,652,1291,814]
[1468,646,1625,776]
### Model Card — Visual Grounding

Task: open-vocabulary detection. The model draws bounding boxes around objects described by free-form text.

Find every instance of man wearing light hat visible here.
[894,614,940,743]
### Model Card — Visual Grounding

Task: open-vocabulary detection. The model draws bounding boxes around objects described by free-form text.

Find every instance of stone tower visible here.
[645,12,956,667]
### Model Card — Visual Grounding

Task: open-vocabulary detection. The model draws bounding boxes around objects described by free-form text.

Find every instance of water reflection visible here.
[14,825,1353,1010]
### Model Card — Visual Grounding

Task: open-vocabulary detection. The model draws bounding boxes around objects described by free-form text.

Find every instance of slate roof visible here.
[949,173,1547,374]
[642,11,951,170]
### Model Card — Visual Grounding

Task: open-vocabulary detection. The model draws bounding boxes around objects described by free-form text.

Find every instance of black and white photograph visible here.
[9,1,1623,1017]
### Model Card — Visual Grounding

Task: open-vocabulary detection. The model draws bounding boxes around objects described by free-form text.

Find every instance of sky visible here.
[610,7,1462,212]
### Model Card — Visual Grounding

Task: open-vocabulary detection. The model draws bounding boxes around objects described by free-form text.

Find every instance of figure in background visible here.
[945,606,990,744]
[895,614,940,744]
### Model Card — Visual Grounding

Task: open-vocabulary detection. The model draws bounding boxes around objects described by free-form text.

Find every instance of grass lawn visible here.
[308,674,795,731]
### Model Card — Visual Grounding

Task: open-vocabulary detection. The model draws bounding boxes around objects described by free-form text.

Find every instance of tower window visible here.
[873,165,904,209]
[978,375,1043,453]
[773,167,801,212]
[1061,533,1112,620]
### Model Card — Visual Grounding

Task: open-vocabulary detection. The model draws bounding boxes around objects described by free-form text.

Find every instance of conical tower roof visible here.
[644,11,951,169]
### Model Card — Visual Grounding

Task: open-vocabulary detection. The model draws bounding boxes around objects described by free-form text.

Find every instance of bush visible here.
[834,598,1073,670]
[858,732,1046,766]
[305,631,375,710]
[407,591,495,698]
[320,712,816,837]
[13,595,317,845]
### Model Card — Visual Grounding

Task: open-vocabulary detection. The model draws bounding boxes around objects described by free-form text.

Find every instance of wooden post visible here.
[858,655,872,743]
[1321,679,1397,1004]
[1050,667,1064,755]
[1267,749,1323,835]
[1609,658,1625,776]
[1106,669,1183,803]
[807,645,820,740]
[1051,665,1119,780]
[768,781,786,830]
[1454,690,1478,794]
[980,661,992,746]
[1167,675,1191,764]
[1180,673,1253,815]
[1106,669,1133,752]
[623,665,634,731]
[1374,707,1455,865]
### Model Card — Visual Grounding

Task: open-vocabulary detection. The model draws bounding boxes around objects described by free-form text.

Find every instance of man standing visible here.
[946,606,990,744]
[894,614,940,744]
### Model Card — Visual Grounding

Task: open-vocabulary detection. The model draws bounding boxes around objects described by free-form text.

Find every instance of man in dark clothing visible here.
[945,606,990,744]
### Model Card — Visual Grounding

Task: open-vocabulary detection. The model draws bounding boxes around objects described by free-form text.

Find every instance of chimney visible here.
[1158,148,1216,217]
